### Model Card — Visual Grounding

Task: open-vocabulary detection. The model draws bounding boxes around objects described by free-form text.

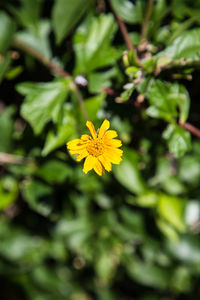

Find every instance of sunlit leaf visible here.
[163,28,200,59]
[0,177,18,211]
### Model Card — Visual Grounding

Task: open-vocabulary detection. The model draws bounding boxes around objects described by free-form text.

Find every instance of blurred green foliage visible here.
[0,0,200,299]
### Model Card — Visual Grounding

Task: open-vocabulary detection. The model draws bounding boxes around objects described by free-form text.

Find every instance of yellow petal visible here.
[98,120,110,138]
[104,138,122,148]
[98,155,112,172]
[69,149,81,155]
[76,149,89,161]
[94,159,104,176]
[81,134,91,141]
[104,148,123,164]
[67,139,82,149]
[106,147,123,156]
[83,155,97,174]
[86,121,97,139]
[104,130,117,139]
[69,144,86,153]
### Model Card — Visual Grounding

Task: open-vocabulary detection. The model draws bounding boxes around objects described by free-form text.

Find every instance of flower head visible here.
[67,120,123,175]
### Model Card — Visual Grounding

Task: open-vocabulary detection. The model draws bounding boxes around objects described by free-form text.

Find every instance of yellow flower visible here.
[67,120,123,175]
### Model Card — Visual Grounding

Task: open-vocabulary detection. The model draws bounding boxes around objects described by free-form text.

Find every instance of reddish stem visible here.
[181,122,200,138]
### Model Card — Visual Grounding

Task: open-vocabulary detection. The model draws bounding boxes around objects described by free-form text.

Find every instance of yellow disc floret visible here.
[86,138,104,157]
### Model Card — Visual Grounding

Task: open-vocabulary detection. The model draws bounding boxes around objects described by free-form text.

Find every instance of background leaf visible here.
[22,179,53,216]
[0,106,15,152]
[163,125,191,157]
[157,194,186,232]
[17,78,71,134]
[74,14,119,75]
[0,177,18,211]
[0,11,16,54]
[52,0,90,44]
[110,0,144,24]
[163,28,200,59]
[15,20,52,59]
[113,147,146,195]
[146,80,190,124]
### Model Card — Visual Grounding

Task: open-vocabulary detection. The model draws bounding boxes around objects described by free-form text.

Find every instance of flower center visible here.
[86,138,104,157]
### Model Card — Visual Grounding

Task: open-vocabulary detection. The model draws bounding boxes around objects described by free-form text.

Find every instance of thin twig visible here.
[108,0,142,66]
[155,57,200,76]
[73,84,89,121]
[0,152,31,165]
[13,38,70,78]
[180,122,200,138]
[12,38,89,121]
[114,14,142,66]
[114,14,133,51]
[140,0,154,43]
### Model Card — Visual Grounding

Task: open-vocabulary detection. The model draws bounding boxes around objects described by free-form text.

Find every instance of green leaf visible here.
[110,0,144,24]
[163,125,191,158]
[9,0,42,33]
[0,177,18,211]
[17,78,71,135]
[163,28,200,59]
[120,85,134,101]
[151,0,168,25]
[161,176,185,195]
[0,106,15,152]
[22,180,53,216]
[171,267,191,293]
[36,160,71,183]
[74,14,119,75]
[5,65,23,80]
[52,0,90,44]
[170,83,190,123]
[146,80,190,123]
[157,194,186,232]
[149,0,168,40]
[88,69,116,93]
[135,190,158,207]
[0,55,12,83]
[42,104,77,156]
[96,251,117,284]
[14,20,52,59]
[113,147,146,195]
[120,208,145,235]
[84,93,105,122]
[146,80,176,122]
[126,259,169,289]
[171,0,187,20]
[179,156,200,184]
[167,236,200,264]
[0,11,16,54]
[55,217,92,251]
[0,225,47,264]
[156,218,179,242]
